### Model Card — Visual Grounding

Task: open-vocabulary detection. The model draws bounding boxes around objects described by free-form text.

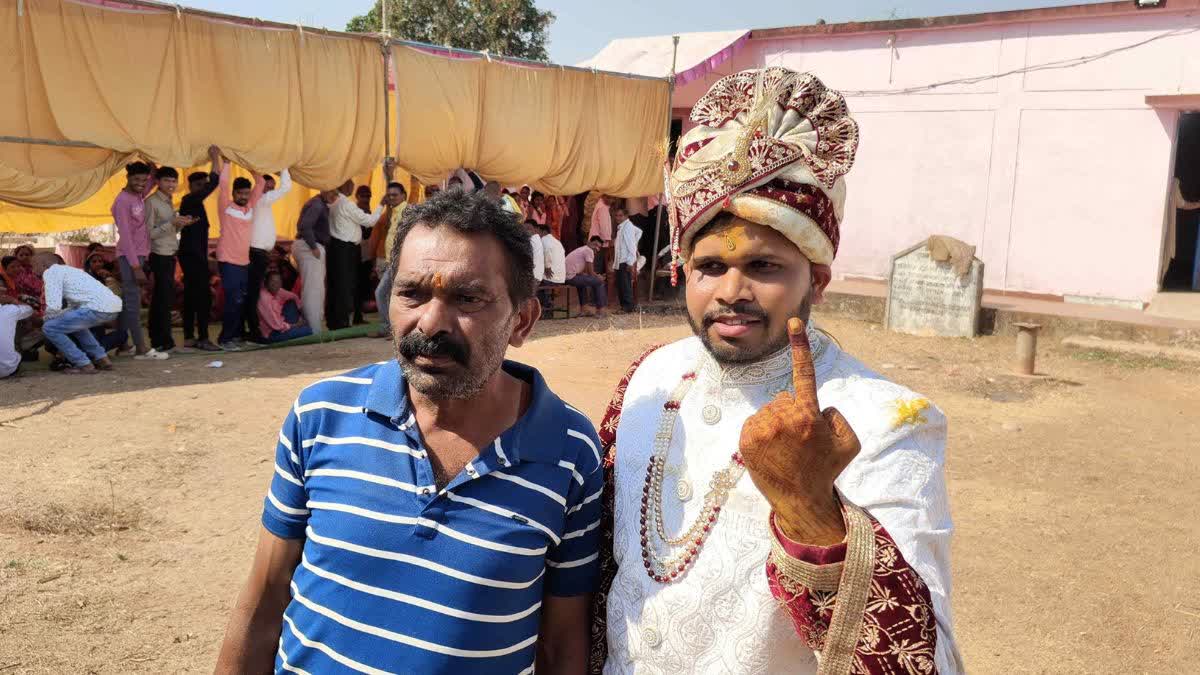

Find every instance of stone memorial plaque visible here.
[885,242,984,338]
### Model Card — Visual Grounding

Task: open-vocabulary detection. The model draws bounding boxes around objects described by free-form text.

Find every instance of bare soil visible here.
[1,310,1197,674]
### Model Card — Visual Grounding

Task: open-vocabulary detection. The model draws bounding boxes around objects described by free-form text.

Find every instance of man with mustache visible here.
[589,68,963,674]
[217,190,603,674]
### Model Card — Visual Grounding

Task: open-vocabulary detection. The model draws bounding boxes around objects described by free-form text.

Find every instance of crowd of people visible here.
[0,151,663,379]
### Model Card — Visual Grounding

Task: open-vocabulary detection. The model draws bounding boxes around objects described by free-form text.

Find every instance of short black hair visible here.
[386,181,406,194]
[126,162,151,177]
[536,223,551,234]
[589,236,604,245]
[1,256,15,269]
[155,166,178,180]
[188,171,208,184]
[232,177,252,191]
[389,190,534,305]
[356,185,372,197]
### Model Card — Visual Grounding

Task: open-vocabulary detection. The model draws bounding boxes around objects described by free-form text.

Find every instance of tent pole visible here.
[382,42,392,164]
[647,35,680,304]
[0,135,100,149]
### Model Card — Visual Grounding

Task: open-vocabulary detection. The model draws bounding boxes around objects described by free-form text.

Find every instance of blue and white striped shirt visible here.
[262,359,604,674]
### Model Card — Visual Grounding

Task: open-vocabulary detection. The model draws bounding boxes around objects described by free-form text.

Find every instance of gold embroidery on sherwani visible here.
[814,503,875,675]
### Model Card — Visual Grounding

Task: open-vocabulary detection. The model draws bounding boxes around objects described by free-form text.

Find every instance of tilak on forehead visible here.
[666,67,861,282]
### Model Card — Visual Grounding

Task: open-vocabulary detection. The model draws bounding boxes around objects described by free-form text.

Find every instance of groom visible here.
[590,67,963,674]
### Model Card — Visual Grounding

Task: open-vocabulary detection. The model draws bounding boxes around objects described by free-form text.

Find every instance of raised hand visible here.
[738,318,861,545]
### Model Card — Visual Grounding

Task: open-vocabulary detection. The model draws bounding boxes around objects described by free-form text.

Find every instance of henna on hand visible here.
[738,318,861,546]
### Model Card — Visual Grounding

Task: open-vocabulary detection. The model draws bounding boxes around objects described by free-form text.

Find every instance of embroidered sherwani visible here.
[589,331,964,674]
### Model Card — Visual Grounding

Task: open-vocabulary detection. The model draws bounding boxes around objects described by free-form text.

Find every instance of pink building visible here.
[584,1,1200,308]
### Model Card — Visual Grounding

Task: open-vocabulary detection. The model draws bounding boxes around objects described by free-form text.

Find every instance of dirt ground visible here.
[1,310,1197,674]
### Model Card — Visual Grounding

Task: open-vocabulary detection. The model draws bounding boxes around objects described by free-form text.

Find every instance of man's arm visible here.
[338,194,383,229]
[213,529,303,674]
[536,594,591,675]
[42,269,63,315]
[218,162,232,211]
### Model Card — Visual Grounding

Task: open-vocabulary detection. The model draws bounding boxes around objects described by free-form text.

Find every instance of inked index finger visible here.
[788,317,820,414]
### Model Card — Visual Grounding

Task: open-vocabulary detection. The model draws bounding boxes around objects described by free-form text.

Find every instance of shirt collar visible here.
[363,358,565,464]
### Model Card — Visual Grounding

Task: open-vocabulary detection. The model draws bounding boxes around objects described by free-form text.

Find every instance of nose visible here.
[415,296,456,338]
[712,266,753,306]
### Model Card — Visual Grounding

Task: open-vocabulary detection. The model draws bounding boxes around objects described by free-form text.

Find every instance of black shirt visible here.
[177,172,220,258]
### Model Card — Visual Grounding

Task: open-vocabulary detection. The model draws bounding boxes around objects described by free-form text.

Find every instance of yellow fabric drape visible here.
[0,0,387,211]
[391,46,670,198]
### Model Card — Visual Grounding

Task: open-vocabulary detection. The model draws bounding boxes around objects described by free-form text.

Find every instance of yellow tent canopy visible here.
[0,0,671,236]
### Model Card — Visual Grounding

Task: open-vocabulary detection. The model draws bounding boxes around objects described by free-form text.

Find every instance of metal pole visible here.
[1014,322,1041,376]
[647,35,680,303]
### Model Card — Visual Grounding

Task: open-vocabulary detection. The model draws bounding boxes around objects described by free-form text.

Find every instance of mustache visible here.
[397,331,469,366]
[702,303,769,327]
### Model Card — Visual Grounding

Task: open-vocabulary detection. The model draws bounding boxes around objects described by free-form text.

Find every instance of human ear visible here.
[508,298,542,348]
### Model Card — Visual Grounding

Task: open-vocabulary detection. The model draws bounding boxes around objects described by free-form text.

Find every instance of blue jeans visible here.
[118,256,148,352]
[566,273,607,309]
[374,266,393,333]
[218,262,249,343]
[43,308,119,367]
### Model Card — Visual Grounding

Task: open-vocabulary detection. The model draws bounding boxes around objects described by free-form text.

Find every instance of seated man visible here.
[0,295,35,379]
[564,236,608,318]
[256,271,312,344]
[537,222,567,311]
[35,254,122,375]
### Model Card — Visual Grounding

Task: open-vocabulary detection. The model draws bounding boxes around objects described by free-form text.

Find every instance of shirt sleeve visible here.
[261,402,310,540]
[42,269,64,312]
[531,236,545,282]
[258,293,289,336]
[545,425,604,597]
[259,169,293,207]
[218,163,232,212]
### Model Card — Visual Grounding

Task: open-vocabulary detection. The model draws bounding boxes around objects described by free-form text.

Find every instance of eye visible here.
[457,294,487,312]
[696,262,727,275]
[749,260,781,272]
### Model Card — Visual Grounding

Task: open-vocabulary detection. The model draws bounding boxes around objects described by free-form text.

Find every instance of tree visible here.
[347,0,555,62]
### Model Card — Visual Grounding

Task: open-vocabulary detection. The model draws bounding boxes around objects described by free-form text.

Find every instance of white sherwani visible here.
[603,331,963,674]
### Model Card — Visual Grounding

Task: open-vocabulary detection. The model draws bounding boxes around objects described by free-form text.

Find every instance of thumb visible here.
[821,407,861,474]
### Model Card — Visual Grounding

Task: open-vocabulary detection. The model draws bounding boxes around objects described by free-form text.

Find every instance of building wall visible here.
[671,9,1200,304]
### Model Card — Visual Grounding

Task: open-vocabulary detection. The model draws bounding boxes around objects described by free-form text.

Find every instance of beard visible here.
[689,292,812,365]
[392,321,513,401]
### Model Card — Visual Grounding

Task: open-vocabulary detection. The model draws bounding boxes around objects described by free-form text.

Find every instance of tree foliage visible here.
[347,0,555,61]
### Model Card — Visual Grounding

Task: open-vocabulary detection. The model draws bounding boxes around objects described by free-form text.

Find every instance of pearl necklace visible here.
[639,370,746,583]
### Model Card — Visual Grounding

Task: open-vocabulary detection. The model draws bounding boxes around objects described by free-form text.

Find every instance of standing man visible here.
[36,254,123,375]
[370,160,406,339]
[564,237,607,318]
[354,184,375,325]
[178,145,224,352]
[291,189,339,333]
[590,68,961,674]
[246,169,293,343]
[145,166,196,353]
[215,190,601,674]
[111,160,168,360]
[327,180,382,330]
[609,204,640,313]
[215,161,266,350]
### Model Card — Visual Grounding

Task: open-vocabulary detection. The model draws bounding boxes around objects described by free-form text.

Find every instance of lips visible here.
[710,315,762,338]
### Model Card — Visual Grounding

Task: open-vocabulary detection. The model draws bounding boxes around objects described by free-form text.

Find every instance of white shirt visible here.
[540,234,566,284]
[330,194,383,244]
[605,333,962,674]
[0,303,35,378]
[529,234,545,282]
[612,218,642,270]
[250,169,292,250]
[42,265,123,315]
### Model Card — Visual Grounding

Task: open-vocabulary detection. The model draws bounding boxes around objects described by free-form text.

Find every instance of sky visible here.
[182,0,1111,65]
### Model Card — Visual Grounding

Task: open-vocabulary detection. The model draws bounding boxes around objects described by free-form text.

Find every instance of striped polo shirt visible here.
[262,359,604,674]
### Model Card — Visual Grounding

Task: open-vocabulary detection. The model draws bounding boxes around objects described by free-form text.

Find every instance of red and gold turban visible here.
[668,67,859,268]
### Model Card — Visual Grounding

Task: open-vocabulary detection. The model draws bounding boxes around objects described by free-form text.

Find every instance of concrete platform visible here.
[821,279,1200,346]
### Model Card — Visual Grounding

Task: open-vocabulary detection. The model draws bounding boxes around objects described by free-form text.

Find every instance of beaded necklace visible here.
[639,370,746,583]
